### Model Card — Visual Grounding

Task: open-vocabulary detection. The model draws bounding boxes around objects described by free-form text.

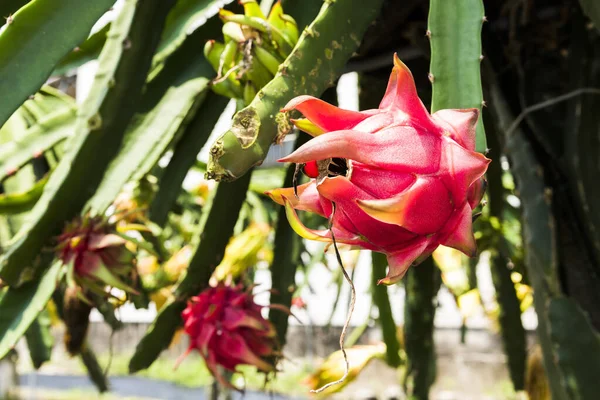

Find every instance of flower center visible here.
[301,158,349,179]
[327,158,349,177]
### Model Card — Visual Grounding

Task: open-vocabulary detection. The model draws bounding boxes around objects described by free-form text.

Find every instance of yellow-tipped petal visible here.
[283,197,331,242]
[240,0,266,19]
[93,264,139,295]
[357,177,453,235]
[292,118,325,136]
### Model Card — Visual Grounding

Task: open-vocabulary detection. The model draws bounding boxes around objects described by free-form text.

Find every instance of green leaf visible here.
[0,0,115,128]
[0,261,62,360]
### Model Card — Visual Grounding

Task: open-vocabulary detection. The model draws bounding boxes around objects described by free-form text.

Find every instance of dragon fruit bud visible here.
[180,283,278,389]
[267,54,490,285]
[56,215,138,296]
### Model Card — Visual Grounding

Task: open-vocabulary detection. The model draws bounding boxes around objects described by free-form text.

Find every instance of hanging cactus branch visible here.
[206,0,386,181]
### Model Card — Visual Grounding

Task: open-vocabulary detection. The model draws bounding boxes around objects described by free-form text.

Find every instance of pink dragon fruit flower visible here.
[180,283,278,389]
[267,54,490,285]
[56,215,138,296]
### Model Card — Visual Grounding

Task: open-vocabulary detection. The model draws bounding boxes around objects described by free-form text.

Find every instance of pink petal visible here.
[432,108,479,151]
[281,196,368,246]
[282,95,375,132]
[356,177,454,235]
[349,163,416,199]
[377,239,430,285]
[351,112,396,133]
[379,54,438,132]
[222,308,267,331]
[265,181,325,216]
[216,331,273,372]
[195,324,217,355]
[279,127,441,174]
[467,177,487,209]
[316,176,417,249]
[440,203,477,257]
[76,252,102,277]
[88,233,126,250]
[439,137,491,202]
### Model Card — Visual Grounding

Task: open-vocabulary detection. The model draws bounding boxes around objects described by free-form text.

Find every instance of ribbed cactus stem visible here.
[485,112,526,391]
[268,151,304,347]
[149,93,230,226]
[403,258,440,399]
[485,64,567,398]
[206,0,385,181]
[0,261,63,361]
[0,0,176,285]
[428,0,487,153]
[0,0,115,128]
[371,252,402,368]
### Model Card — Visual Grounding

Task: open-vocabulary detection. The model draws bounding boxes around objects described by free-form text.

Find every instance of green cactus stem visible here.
[485,112,526,391]
[80,345,110,393]
[428,0,487,153]
[86,50,215,214]
[371,252,402,368]
[485,63,567,398]
[0,175,47,215]
[0,260,63,361]
[151,0,236,72]
[0,101,76,183]
[579,0,600,30]
[149,93,230,226]
[547,298,600,399]
[24,310,53,369]
[53,24,110,76]
[129,172,252,372]
[206,0,385,181]
[280,0,322,31]
[0,0,177,286]
[0,1,29,27]
[0,0,115,129]
[268,135,308,347]
[51,287,109,393]
[403,258,440,400]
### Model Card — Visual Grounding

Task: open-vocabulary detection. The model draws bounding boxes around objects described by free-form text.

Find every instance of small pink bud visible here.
[180,284,278,389]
